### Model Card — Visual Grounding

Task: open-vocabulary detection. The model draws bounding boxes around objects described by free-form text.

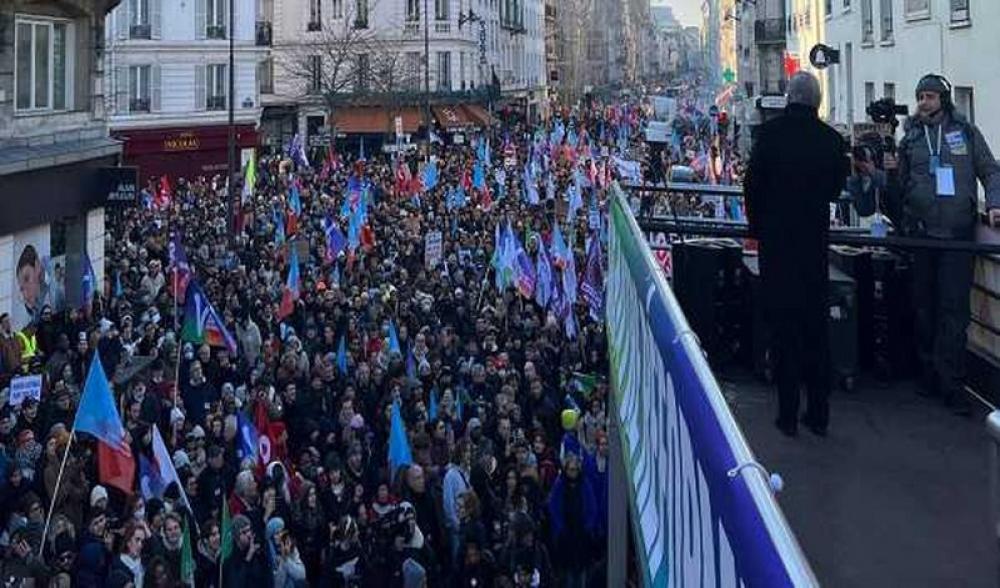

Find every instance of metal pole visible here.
[227,0,236,242]
[424,0,431,142]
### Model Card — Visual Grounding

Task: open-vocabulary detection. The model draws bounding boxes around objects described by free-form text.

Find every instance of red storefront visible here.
[113,125,259,186]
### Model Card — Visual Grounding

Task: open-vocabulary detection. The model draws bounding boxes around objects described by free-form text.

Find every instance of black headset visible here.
[918,73,953,107]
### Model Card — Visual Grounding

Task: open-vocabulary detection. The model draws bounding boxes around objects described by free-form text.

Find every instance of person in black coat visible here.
[745,71,849,437]
[222,514,271,588]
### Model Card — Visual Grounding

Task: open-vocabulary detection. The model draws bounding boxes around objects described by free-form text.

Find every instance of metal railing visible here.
[129,98,150,113]
[206,95,226,111]
[130,24,151,39]
[206,25,227,39]
[986,410,1000,583]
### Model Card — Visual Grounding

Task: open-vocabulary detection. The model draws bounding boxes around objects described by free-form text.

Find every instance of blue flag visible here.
[388,320,401,356]
[388,400,413,476]
[236,412,259,462]
[423,160,438,191]
[337,335,348,375]
[429,388,439,421]
[473,161,485,190]
[535,239,553,308]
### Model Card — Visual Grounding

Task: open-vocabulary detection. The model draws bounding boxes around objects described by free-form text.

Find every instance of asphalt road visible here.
[722,372,996,587]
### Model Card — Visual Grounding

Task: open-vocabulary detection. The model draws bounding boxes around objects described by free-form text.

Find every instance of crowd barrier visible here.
[606,182,817,587]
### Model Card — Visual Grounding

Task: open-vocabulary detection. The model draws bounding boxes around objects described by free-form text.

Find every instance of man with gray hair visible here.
[745,71,849,437]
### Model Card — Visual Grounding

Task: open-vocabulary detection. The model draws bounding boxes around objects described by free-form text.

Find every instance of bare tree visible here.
[278,0,414,135]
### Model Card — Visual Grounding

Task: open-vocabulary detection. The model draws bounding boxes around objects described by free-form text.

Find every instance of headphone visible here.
[918,73,953,107]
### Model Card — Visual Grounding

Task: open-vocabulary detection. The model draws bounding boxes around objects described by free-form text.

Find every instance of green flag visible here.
[570,372,598,398]
[220,492,233,561]
[181,519,195,586]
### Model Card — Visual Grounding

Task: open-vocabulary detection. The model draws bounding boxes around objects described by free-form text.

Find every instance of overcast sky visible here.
[655,0,703,27]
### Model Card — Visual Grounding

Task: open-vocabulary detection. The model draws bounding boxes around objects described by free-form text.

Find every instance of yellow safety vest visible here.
[15,331,37,362]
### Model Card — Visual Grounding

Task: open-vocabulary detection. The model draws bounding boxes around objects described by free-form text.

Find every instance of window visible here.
[406,52,422,90]
[332,0,343,18]
[904,0,930,19]
[309,0,322,30]
[954,87,974,122]
[459,52,465,89]
[436,0,449,20]
[309,55,322,93]
[259,58,274,94]
[15,19,69,112]
[883,82,895,101]
[951,0,970,23]
[407,0,420,22]
[864,82,875,115]
[437,51,451,90]
[861,0,873,43]
[355,0,369,27]
[843,0,851,8]
[356,53,369,91]
[207,0,227,38]
[130,65,151,112]
[207,64,227,110]
[130,0,151,38]
[879,0,893,41]
[824,0,832,16]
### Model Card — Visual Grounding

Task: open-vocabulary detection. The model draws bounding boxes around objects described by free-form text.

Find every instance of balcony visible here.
[404,21,421,35]
[129,23,151,39]
[434,21,451,33]
[129,98,150,113]
[754,18,786,45]
[353,18,369,29]
[256,21,273,45]
[206,25,227,39]
[207,95,227,111]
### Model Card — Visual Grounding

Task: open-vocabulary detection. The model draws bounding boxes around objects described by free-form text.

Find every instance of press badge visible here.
[936,166,956,197]
[946,131,968,156]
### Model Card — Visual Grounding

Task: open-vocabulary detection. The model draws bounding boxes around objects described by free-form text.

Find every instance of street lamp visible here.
[423,0,431,143]
[227,0,236,243]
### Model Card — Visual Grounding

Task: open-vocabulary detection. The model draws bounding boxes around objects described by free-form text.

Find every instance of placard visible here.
[424,231,443,269]
[9,374,43,407]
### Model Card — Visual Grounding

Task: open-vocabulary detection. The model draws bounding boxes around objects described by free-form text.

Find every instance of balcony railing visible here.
[353,18,369,29]
[754,18,786,44]
[307,21,322,31]
[206,25,227,39]
[129,98,150,113]
[434,21,451,33]
[404,21,421,35]
[256,21,273,45]
[207,95,227,111]
[130,23,151,39]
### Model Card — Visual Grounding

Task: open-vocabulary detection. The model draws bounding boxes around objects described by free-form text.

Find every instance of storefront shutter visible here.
[151,0,162,39]
[195,64,207,110]
[152,65,162,112]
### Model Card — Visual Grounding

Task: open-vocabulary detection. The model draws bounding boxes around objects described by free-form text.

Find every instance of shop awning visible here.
[464,104,493,127]
[332,107,391,134]
[397,107,425,134]
[432,104,487,131]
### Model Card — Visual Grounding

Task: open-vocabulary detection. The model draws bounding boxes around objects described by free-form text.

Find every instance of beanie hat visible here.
[89,485,108,507]
[916,74,949,99]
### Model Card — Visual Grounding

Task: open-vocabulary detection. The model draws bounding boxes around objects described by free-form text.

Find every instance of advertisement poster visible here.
[11,225,66,330]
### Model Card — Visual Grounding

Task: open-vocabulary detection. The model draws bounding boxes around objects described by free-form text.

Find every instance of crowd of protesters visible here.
[0,92,718,587]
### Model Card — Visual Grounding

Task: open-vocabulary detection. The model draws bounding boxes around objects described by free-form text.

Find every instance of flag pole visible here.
[218,486,226,588]
[38,428,76,557]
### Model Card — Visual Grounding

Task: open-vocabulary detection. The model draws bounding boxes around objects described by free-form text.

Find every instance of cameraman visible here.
[893,74,1000,414]
[847,134,892,226]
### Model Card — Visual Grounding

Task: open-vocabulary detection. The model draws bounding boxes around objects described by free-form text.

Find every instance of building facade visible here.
[1,0,124,330]
[809,0,998,150]
[104,0,266,184]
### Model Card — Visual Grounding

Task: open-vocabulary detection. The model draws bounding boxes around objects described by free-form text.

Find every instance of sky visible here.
[653,0,702,28]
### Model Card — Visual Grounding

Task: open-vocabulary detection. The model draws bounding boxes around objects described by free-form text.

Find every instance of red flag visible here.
[360,224,376,251]
[461,168,472,192]
[395,160,411,196]
[155,176,172,209]
[480,182,493,211]
[97,441,136,496]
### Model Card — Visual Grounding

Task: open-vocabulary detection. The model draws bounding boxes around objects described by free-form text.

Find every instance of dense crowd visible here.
[0,94,716,587]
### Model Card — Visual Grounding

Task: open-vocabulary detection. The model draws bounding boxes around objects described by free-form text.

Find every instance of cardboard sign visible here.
[9,374,43,407]
[425,231,443,269]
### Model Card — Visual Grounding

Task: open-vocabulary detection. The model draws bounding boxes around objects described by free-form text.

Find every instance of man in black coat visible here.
[745,71,849,437]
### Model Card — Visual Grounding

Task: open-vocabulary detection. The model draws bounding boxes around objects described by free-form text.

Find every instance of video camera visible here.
[865,98,909,124]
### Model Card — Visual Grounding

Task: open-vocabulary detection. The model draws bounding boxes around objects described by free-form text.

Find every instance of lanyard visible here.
[924,124,943,157]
